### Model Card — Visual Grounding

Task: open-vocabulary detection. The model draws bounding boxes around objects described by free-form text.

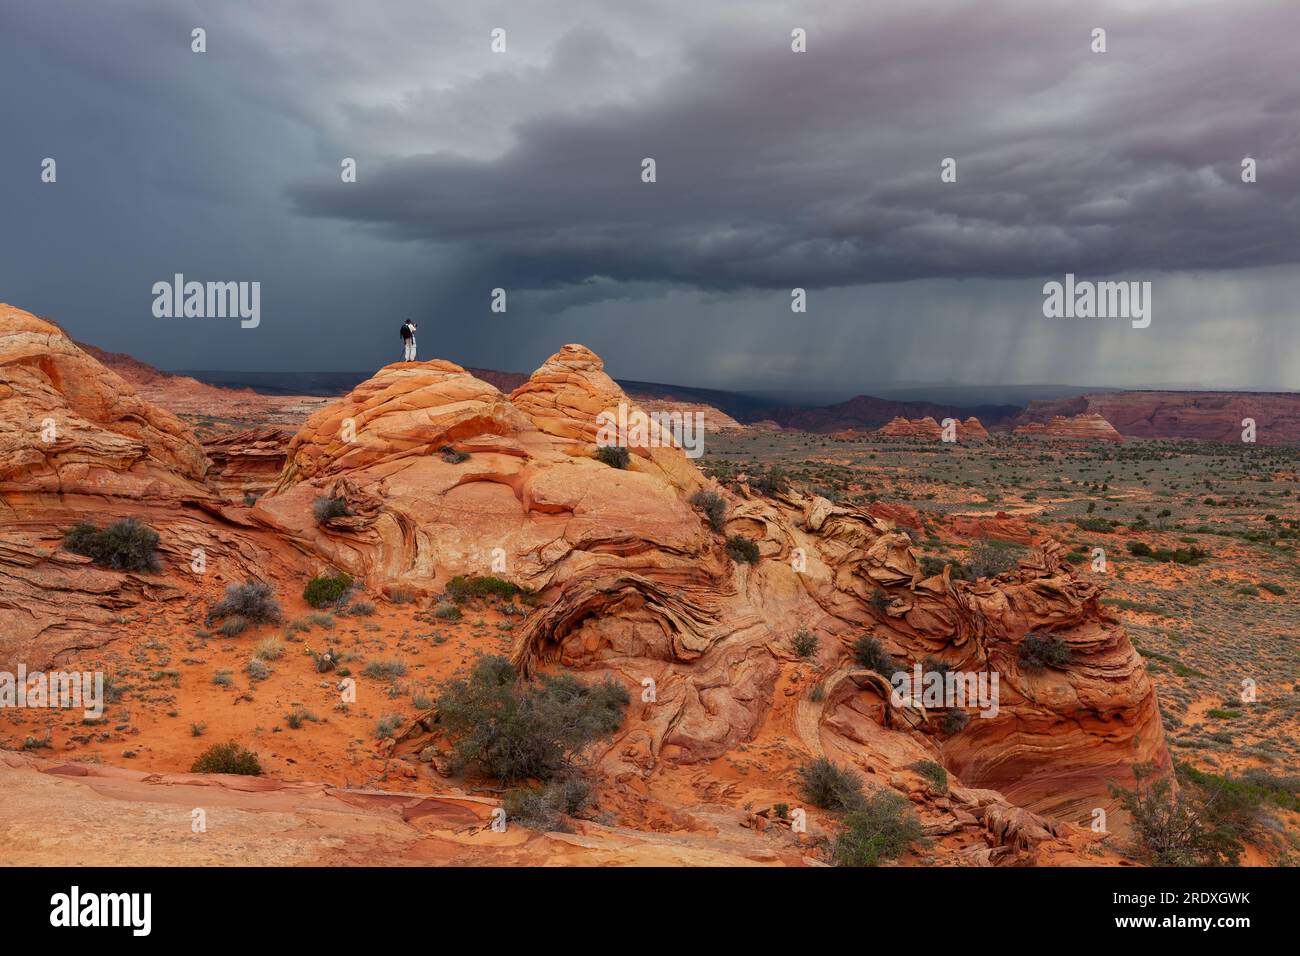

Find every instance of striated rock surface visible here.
[0,305,312,670]
[202,427,292,499]
[0,314,1172,865]
[877,415,988,440]
[1017,391,1300,445]
[256,347,1169,848]
[1014,412,1123,442]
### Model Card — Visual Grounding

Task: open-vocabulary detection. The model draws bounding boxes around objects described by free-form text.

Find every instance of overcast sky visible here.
[2,0,1297,396]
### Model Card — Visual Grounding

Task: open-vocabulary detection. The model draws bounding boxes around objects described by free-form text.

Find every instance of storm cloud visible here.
[1,0,1297,393]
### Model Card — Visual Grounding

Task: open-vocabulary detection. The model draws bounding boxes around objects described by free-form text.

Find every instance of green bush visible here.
[726,534,760,563]
[435,655,629,783]
[595,445,630,469]
[191,741,261,775]
[791,629,819,659]
[966,539,1024,578]
[62,518,161,572]
[1018,632,1073,673]
[1126,541,1153,557]
[446,575,533,604]
[798,757,865,812]
[689,490,728,533]
[303,572,353,609]
[833,790,925,867]
[853,635,898,677]
[911,760,948,794]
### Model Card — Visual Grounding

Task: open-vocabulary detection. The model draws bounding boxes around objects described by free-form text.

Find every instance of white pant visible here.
[403,338,417,361]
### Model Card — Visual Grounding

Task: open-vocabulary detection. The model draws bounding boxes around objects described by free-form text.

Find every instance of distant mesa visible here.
[1013,412,1123,442]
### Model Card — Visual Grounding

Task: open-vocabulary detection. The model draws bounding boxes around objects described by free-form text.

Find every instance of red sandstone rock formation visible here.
[1014,412,1123,442]
[0,308,1171,864]
[0,304,312,668]
[878,415,943,438]
[1016,392,1300,444]
[203,427,291,498]
[877,415,988,440]
[256,348,1168,842]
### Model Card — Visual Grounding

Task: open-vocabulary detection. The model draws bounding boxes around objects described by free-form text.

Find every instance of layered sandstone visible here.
[255,346,1169,850]
[877,415,988,440]
[1014,412,1122,442]
[1016,391,1300,444]
[0,305,312,669]
[0,315,1171,864]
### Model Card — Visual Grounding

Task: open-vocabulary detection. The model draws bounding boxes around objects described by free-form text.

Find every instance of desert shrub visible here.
[1018,632,1073,673]
[919,556,947,578]
[312,495,352,524]
[798,757,865,812]
[911,760,949,794]
[311,646,340,673]
[62,518,161,572]
[433,602,462,621]
[345,601,376,616]
[211,580,282,625]
[1260,582,1287,596]
[791,629,819,659]
[435,655,629,783]
[689,490,728,533]
[211,670,233,687]
[218,616,248,638]
[832,790,925,867]
[439,445,469,464]
[285,707,316,729]
[363,659,407,680]
[374,713,404,740]
[726,534,760,564]
[940,709,970,736]
[1073,516,1114,533]
[191,741,261,775]
[190,721,206,737]
[749,467,789,496]
[446,575,532,604]
[853,635,897,677]
[244,658,271,681]
[503,773,595,832]
[594,445,630,469]
[869,588,890,613]
[255,637,284,661]
[1126,541,1153,557]
[1110,764,1213,866]
[966,539,1024,578]
[303,572,353,609]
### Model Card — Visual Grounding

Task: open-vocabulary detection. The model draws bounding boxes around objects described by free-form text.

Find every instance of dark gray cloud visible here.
[286,0,1300,290]
[0,0,1297,392]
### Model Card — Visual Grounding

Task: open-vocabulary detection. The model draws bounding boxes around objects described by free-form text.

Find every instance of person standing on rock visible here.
[400,319,418,361]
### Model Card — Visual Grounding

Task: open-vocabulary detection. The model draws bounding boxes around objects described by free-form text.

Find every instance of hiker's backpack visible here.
[400,323,410,339]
